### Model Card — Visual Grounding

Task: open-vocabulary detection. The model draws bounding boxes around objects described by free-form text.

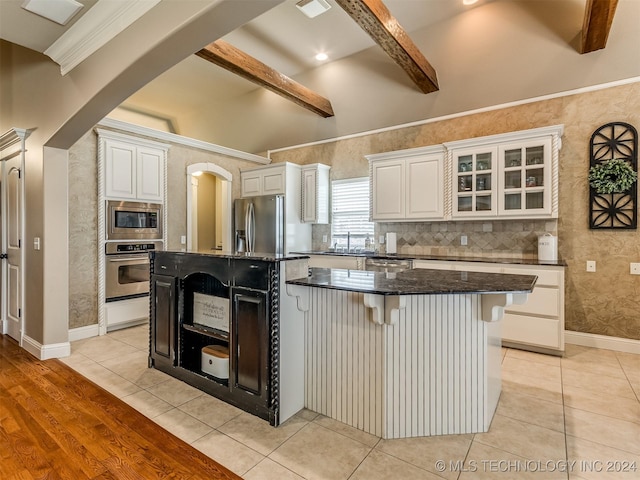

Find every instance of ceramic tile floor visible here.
[62,325,640,480]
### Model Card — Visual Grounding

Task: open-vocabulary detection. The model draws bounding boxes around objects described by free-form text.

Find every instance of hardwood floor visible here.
[0,334,241,480]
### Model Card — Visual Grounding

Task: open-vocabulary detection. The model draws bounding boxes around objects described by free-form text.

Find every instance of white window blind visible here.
[331,177,374,249]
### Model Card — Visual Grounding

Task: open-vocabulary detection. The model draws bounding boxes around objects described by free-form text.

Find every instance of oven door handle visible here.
[106,256,150,263]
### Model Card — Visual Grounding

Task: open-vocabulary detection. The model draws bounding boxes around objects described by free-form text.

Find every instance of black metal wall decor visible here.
[589,122,638,229]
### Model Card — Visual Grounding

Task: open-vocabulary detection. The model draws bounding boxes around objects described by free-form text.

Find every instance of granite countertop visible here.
[286,267,537,296]
[161,250,309,262]
[294,251,566,267]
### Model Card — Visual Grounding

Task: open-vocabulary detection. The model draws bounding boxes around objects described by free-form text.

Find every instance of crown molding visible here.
[98,117,270,164]
[44,0,160,76]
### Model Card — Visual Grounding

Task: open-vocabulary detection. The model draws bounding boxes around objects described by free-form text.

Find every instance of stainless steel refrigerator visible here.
[234,195,311,254]
[234,195,283,254]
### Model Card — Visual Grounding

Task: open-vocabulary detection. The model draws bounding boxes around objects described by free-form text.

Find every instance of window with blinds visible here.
[331,177,374,249]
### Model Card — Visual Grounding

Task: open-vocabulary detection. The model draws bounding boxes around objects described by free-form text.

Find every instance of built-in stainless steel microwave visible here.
[106,200,163,240]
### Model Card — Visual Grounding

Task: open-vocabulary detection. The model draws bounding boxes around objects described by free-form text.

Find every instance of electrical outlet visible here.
[379,235,385,244]
[322,235,328,243]
[586,260,596,272]
[631,263,640,275]
[180,235,186,245]
[461,235,468,246]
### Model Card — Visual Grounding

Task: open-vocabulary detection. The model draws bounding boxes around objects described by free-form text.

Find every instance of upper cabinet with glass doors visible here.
[499,139,552,216]
[445,125,563,220]
[452,146,497,217]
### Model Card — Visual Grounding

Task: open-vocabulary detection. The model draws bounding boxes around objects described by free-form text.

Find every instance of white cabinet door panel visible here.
[262,170,285,194]
[136,146,163,202]
[502,314,561,350]
[372,161,404,219]
[406,156,442,219]
[242,174,262,197]
[106,141,136,199]
[302,169,317,222]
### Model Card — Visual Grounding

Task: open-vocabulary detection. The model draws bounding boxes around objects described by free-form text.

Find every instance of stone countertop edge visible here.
[293,251,567,267]
[286,267,537,296]
[162,250,310,262]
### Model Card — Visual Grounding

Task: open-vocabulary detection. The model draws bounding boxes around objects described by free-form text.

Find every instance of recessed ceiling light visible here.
[315,52,328,61]
[296,0,331,19]
[463,0,479,5]
[21,0,84,26]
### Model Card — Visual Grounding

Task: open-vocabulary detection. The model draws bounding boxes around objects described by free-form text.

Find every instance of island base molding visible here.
[302,288,502,439]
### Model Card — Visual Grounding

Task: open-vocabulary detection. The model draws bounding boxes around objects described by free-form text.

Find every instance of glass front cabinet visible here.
[498,138,552,216]
[447,125,562,220]
[453,146,498,217]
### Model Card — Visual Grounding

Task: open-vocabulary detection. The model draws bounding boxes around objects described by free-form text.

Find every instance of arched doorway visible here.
[186,163,232,253]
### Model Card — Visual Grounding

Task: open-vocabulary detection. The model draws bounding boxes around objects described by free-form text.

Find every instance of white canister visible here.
[201,345,229,379]
[386,232,397,254]
[537,233,557,262]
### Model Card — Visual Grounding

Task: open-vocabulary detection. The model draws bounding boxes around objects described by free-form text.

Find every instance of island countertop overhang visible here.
[286,267,537,296]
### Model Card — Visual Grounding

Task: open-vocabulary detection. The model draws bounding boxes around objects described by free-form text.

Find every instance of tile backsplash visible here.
[313,219,558,259]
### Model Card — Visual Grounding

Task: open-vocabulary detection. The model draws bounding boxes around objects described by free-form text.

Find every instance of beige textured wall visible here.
[69,83,639,338]
[67,129,261,328]
[68,131,99,329]
[271,82,640,340]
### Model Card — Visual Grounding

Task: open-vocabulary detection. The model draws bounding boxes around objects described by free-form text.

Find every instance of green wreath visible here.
[588,158,637,194]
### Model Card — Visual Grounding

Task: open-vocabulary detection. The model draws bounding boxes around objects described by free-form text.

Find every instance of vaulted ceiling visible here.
[1,0,637,154]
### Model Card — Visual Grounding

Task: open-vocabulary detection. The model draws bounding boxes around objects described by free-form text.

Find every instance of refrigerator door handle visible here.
[246,202,255,252]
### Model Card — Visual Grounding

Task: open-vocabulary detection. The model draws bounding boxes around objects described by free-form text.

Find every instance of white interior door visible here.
[4,157,22,342]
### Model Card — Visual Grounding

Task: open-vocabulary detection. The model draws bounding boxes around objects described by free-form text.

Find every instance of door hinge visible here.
[0,253,6,259]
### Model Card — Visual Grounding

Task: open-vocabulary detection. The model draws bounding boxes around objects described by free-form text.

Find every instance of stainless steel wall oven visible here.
[105,241,162,301]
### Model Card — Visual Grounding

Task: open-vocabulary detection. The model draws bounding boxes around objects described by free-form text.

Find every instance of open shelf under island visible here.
[149,251,536,439]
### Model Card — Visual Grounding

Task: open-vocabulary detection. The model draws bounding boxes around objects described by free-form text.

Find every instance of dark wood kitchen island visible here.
[285,267,536,439]
[148,250,309,427]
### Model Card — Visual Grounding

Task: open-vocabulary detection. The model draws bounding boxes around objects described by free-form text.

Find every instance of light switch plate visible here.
[180,235,186,245]
[379,235,385,244]
[631,263,640,275]
[461,235,468,246]
[322,235,327,243]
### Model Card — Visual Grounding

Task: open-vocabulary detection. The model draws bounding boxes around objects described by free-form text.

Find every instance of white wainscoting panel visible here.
[304,289,500,439]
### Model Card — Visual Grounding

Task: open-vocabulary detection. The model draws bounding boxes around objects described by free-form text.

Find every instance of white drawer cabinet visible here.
[307,255,364,270]
[413,259,565,354]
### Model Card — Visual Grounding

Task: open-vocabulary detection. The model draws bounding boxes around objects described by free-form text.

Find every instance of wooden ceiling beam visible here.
[581,0,619,53]
[334,0,438,93]
[196,40,334,118]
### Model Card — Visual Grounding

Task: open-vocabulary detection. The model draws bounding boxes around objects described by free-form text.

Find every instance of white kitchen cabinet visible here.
[241,162,302,197]
[498,138,552,216]
[413,259,565,354]
[450,145,498,217]
[367,145,445,221]
[102,133,168,202]
[301,163,330,224]
[445,125,563,220]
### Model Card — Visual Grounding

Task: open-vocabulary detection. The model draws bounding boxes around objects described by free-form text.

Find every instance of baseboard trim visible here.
[69,324,100,342]
[22,335,71,360]
[565,331,640,354]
